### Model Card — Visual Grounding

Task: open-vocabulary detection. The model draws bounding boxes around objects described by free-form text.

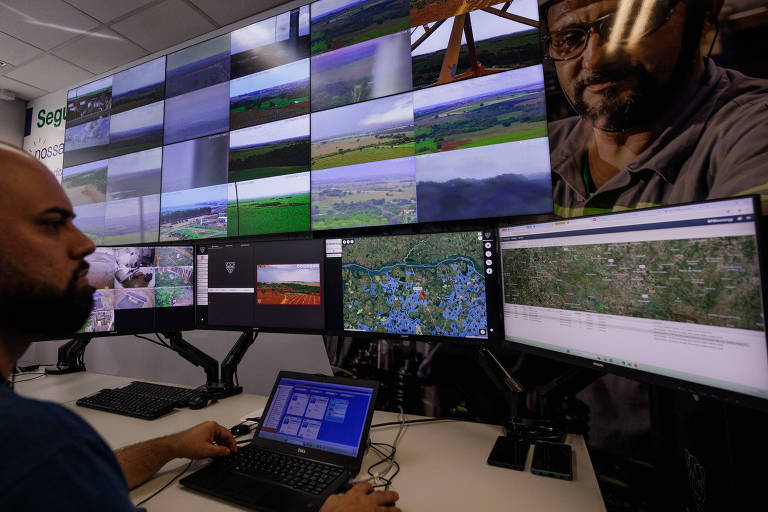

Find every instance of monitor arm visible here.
[45,335,92,375]
[163,331,220,392]
[219,329,258,398]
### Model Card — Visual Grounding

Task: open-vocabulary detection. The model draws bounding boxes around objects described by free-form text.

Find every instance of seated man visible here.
[0,144,399,512]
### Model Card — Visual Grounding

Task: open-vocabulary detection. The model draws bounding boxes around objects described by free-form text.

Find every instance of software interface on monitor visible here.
[324,230,500,339]
[83,245,195,333]
[499,197,768,399]
[196,239,325,330]
[258,377,374,457]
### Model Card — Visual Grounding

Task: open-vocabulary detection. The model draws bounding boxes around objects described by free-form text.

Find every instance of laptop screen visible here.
[258,377,375,457]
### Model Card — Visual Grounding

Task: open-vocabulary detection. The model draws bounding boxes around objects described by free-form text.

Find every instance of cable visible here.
[12,374,46,384]
[134,459,192,507]
[134,334,171,350]
[155,333,171,348]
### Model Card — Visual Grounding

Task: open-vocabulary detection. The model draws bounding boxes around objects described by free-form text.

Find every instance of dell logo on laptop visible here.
[297,448,306,454]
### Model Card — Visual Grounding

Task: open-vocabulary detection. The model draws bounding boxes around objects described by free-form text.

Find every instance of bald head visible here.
[0,144,95,341]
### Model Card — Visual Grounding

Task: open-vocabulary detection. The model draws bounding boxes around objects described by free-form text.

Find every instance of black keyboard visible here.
[76,381,203,420]
[220,445,346,495]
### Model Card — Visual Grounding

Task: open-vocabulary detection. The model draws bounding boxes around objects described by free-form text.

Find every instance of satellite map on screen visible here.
[502,236,764,331]
[342,231,487,337]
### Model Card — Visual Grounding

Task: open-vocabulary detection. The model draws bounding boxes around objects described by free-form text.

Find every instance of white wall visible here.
[0,98,26,148]
[22,330,332,396]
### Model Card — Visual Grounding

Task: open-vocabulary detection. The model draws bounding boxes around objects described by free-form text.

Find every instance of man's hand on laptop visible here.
[169,420,239,459]
[320,483,400,512]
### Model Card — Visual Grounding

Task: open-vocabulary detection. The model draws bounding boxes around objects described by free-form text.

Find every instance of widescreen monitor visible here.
[325,230,501,342]
[79,245,195,335]
[196,239,325,332]
[498,197,768,409]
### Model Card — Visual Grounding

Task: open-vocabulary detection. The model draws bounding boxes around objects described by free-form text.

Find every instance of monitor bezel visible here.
[495,195,768,411]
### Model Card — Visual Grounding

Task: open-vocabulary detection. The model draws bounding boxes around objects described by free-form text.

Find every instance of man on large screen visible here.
[541,0,768,217]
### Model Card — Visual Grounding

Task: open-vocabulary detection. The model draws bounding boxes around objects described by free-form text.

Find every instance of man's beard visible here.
[0,258,94,338]
[570,61,667,132]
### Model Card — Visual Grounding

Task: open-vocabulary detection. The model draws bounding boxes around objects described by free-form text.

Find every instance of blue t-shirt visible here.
[0,385,139,511]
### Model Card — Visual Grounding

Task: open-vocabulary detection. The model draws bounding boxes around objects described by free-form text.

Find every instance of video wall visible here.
[81,245,195,335]
[62,0,552,244]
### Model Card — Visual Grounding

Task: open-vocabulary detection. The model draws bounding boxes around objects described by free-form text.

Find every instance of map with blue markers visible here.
[342,232,488,338]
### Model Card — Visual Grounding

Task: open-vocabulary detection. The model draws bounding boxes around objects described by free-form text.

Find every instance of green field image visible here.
[102,229,158,245]
[230,90,309,131]
[415,88,547,154]
[229,139,309,182]
[156,247,194,267]
[502,236,764,331]
[155,267,193,287]
[227,201,239,236]
[234,192,310,236]
[412,29,541,89]
[63,167,107,206]
[160,223,226,241]
[312,178,417,230]
[311,131,414,171]
[310,0,410,55]
[155,287,193,307]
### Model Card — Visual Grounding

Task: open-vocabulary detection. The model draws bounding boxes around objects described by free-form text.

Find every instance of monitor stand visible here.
[45,335,92,375]
[162,330,258,399]
[219,329,258,398]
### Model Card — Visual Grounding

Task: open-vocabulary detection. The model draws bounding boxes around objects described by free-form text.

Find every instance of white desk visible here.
[15,373,606,512]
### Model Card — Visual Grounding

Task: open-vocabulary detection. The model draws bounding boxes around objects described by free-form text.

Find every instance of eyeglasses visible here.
[543,2,678,62]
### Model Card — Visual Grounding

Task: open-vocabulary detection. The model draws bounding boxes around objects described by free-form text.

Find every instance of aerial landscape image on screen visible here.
[311,157,417,229]
[414,137,553,222]
[165,34,230,98]
[63,117,111,167]
[413,65,546,154]
[502,236,765,331]
[106,147,162,200]
[310,0,410,56]
[229,58,310,130]
[163,82,230,145]
[229,115,310,182]
[257,263,321,305]
[103,194,160,244]
[342,231,487,337]
[110,57,166,115]
[73,201,106,245]
[63,160,108,206]
[231,172,311,236]
[310,93,414,170]
[66,76,113,126]
[410,0,541,89]
[161,133,229,193]
[230,7,310,79]
[160,184,228,241]
[310,30,411,111]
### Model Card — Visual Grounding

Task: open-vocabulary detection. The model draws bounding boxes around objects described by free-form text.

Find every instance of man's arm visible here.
[114,421,237,489]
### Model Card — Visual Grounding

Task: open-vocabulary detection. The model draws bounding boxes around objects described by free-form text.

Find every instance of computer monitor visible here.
[324,230,501,342]
[81,245,195,335]
[196,239,326,333]
[498,196,768,409]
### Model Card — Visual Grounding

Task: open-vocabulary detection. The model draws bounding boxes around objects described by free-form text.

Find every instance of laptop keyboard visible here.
[221,445,346,495]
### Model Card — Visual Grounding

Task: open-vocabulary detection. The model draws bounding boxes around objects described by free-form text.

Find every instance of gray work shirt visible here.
[548,59,768,218]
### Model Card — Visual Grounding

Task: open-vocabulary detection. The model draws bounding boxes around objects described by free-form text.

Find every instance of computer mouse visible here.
[188,395,210,409]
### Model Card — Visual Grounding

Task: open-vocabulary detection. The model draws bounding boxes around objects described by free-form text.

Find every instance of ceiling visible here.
[0,0,293,101]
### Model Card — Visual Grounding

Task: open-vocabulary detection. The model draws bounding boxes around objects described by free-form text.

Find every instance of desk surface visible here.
[15,373,606,512]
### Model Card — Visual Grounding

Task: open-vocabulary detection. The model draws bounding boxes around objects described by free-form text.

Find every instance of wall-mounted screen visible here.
[62,0,552,243]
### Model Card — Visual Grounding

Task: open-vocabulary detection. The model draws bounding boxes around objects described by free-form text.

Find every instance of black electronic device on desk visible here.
[76,380,212,420]
[180,371,378,512]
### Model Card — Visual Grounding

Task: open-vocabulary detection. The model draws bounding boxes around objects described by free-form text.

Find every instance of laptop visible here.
[180,371,379,511]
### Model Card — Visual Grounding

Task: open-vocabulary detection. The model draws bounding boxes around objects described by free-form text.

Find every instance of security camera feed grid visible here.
[341,231,488,338]
[79,246,194,333]
[410,0,541,89]
[257,263,321,305]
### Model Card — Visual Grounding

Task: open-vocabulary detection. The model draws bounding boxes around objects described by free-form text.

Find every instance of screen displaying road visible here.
[503,236,763,331]
[342,231,487,337]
